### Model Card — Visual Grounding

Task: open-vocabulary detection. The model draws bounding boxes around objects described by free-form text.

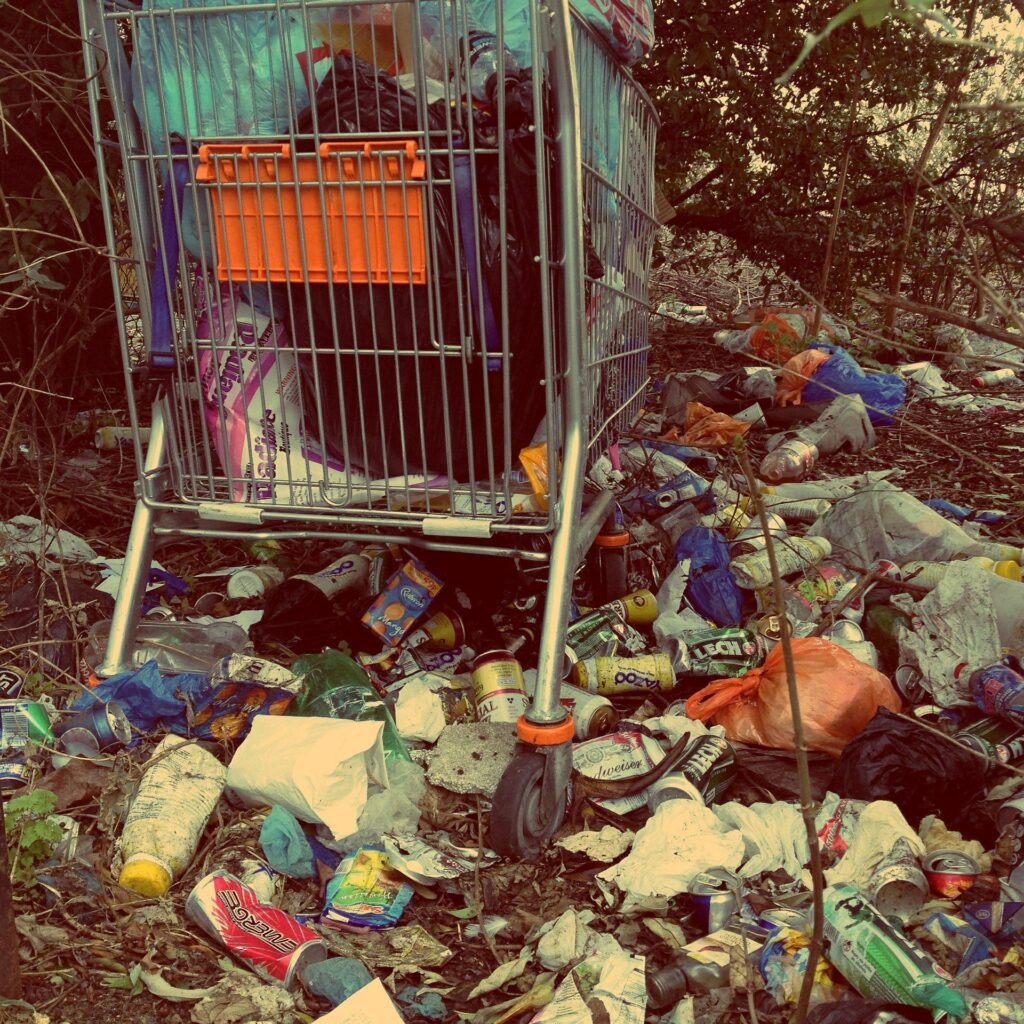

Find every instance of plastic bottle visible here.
[290,649,410,764]
[973,368,1016,386]
[117,735,226,896]
[730,536,832,589]
[464,31,524,107]
[758,440,819,483]
[227,564,286,599]
[85,618,249,676]
[251,547,388,650]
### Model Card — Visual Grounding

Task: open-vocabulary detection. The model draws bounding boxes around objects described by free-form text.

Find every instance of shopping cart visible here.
[79,0,657,857]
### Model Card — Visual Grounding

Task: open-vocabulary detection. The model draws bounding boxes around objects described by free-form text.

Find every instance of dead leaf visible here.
[468,948,532,999]
[322,923,452,969]
[15,916,70,954]
[190,974,296,1024]
[39,759,110,811]
[470,971,558,1024]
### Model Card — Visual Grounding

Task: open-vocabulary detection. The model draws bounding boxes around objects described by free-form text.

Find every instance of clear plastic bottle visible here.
[758,440,819,483]
[462,31,520,105]
[85,618,249,676]
[290,649,410,765]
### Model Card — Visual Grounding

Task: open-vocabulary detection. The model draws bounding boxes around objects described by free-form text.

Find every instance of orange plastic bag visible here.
[747,314,806,363]
[776,349,832,407]
[679,401,752,449]
[684,637,901,757]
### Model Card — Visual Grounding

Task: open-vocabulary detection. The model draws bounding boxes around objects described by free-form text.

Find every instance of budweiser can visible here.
[186,871,327,987]
[471,650,529,724]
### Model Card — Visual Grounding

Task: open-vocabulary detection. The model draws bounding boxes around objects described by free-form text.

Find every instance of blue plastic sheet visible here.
[802,343,907,426]
[673,527,744,627]
[259,805,316,879]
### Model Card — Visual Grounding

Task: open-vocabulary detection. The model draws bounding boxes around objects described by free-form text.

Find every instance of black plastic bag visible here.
[807,1001,931,1024]
[290,53,549,480]
[830,708,988,835]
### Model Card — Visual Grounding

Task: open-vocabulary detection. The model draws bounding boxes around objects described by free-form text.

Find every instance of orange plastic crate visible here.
[195,141,427,285]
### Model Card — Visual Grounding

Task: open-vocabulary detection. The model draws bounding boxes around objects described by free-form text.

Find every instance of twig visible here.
[474,796,502,966]
[736,441,823,1024]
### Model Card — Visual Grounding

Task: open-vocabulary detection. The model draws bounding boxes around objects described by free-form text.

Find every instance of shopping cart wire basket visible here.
[79,0,658,857]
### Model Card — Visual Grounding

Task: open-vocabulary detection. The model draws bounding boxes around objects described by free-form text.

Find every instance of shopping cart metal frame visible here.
[80,0,657,857]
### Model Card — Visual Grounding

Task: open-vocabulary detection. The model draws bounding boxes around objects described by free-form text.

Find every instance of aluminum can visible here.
[673,735,735,804]
[404,610,466,652]
[186,870,327,987]
[0,754,31,791]
[688,869,741,933]
[0,700,54,749]
[922,849,981,898]
[565,609,624,660]
[955,715,1024,763]
[471,650,529,724]
[602,589,659,627]
[996,794,1024,831]
[865,837,927,922]
[971,662,1024,728]
[893,664,928,705]
[522,675,614,739]
[570,653,675,695]
[682,628,766,677]
[0,667,24,699]
[973,368,1016,386]
[54,701,132,751]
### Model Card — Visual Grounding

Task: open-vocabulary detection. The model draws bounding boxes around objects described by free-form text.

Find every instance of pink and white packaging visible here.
[196,283,347,504]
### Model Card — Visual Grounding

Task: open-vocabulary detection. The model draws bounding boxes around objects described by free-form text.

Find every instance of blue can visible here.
[972,662,1024,729]
[688,869,741,934]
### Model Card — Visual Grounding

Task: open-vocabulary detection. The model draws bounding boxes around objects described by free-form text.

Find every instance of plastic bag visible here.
[679,402,752,449]
[685,638,901,757]
[673,527,744,627]
[776,349,832,407]
[808,480,983,565]
[829,708,988,831]
[291,55,549,480]
[801,343,907,426]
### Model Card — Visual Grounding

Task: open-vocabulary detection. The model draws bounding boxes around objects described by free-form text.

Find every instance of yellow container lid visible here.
[119,856,172,897]
[994,560,1023,582]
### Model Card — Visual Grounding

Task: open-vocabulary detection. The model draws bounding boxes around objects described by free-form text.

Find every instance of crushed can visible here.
[186,870,327,987]
[922,850,981,898]
[682,628,766,677]
[688,869,741,933]
[971,661,1024,729]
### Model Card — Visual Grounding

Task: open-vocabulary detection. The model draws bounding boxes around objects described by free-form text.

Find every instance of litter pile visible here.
[4,304,1024,1024]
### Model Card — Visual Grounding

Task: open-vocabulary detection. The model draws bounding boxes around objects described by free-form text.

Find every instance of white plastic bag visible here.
[226,716,387,840]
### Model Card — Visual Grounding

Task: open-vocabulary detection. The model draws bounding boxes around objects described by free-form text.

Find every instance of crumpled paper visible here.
[894,563,1002,706]
[556,826,634,863]
[600,800,746,897]
[0,515,97,569]
[395,676,447,743]
[536,909,624,971]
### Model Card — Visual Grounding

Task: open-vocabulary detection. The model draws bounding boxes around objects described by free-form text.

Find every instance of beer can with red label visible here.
[186,871,327,987]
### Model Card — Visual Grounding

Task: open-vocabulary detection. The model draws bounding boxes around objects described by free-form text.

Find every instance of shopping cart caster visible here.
[490,718,574,860]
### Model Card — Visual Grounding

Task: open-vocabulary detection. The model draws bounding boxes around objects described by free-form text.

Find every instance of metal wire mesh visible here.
[89,0,656,535]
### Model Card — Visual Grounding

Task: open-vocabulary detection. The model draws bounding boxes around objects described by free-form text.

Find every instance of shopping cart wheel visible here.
[490,742,571,860]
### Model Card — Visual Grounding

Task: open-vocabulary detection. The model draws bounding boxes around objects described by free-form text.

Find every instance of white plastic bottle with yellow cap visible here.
[117,736,226,896]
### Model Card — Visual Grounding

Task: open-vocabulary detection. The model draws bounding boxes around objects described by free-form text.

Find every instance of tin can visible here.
[572,730,665,815]
[893,665,928,705]
[821,621,879,670]
[471,650,529,724]
[0,700,55,749]
[565,610,624,661]
[0,667,24,700]
[646,772,704,811]
[0,754,31,791]
[404,610,466,652]
[672,735,736,804]
[996,794,1024,831]
[682,628,766,677]
[913,705,963,735]
[570,653,675,695]
[602,589,659,627]
[688,869,741,933]
[865,837,927,922]
[922,849,981,898]
[54,701,132,751]
[522,675,614,739]
[970,662,1024,728]
[186,870,327,987]
[955,715,1024,763]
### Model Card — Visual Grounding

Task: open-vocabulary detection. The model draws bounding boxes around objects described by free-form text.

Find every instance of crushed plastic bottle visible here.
[758,440,819,483]
[85,618,249,676]
[117,735,226,896]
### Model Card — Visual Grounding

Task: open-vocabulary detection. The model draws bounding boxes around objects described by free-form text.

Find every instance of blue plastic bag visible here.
[802,343,907,426]
[674,527,744,627]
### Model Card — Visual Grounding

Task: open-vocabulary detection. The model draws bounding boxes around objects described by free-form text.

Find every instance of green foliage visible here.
[638,0,1023,313]
[5,789,63,889]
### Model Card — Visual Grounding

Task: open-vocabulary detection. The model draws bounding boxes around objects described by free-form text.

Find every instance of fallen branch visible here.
[858,288,1024,350]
